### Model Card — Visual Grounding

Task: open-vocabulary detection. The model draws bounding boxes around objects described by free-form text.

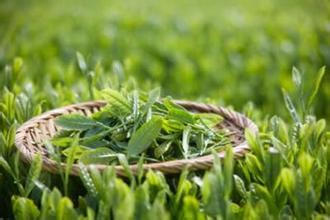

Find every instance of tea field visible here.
[0,0,329,219]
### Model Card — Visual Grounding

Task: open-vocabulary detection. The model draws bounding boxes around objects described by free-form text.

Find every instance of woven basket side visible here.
[15,101,258,176]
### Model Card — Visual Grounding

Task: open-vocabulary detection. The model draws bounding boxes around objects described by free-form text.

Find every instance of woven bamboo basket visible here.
[15,100,258,176]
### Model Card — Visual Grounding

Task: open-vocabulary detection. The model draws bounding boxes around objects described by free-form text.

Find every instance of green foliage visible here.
[24,153,42,196]
[0,0,329,219]
[52,90,228,164]
[12,196,40,220]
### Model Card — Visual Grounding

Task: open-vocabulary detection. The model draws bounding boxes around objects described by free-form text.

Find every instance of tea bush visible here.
[0,0,329,218]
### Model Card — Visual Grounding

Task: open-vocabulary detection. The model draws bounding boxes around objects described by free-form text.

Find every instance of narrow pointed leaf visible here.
[127,116,163,155]
[55,114,98,131]
[307,66,326,109]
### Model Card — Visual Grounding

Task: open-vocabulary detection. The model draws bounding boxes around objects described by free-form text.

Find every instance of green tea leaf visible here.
[100,89,131,116]
[140,88,161,114]
[180,196,205,220]
[117,154,134,180]
[224,147,233,198]
[195,113,222,128]
[282,89,300,124]
[168,108,195,125]
[25,153,42,196]
[182,126,191,159]
[51,137,74,147]
[154,141,172,158]
[234,175,247,199]
[298,152,314,187]
[0,156,15,177]
[146,87,161,108]
[164,98,195,124]
[64,135,79,195]
[13,57,24,75]
[62,145,90,159]
[12,197,40,220]
[292,66,301,88]
[307,66,326,110]
[78,163,98,197]
[79,148,117,164]
[56,114,98,131]
[279,168,295,197]
[162,119,184,133]
[76,52,87,74]
[127,116,163,155]
[57,198,79,220]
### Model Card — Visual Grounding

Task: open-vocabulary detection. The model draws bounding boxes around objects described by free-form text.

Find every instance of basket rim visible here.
[15,100,258,176]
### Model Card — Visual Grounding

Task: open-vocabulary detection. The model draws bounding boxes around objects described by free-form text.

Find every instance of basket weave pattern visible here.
[15,100,258,176]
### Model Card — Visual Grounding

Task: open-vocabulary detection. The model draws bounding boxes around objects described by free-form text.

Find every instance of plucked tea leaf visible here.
[196,113,222,128]
[168,108,195,125]
[62,145,90,160]
[127,116,163,155]
[51,89,229,169]
[56,114,99,131]
[162,119,184,133]
[51,137,74,147]
[146,87,161,108]
[138,87,161,122]
[100,89,131,116]
[154,141,172,158]
[163,98,195,124]
[182,126,191,159]
[79,148,117,164]
[83,139,111,149]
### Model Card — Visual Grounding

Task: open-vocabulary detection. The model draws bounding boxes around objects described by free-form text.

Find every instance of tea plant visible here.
[0,0,329,218]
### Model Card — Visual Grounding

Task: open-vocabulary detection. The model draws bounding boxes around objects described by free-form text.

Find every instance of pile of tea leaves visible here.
[51,88,231,165]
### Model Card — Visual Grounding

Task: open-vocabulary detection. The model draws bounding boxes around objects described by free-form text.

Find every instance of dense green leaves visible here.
[51,90,229,164]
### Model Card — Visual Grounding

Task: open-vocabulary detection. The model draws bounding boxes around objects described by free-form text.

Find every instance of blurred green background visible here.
[1,0,329,118]
[0,1,329,218]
